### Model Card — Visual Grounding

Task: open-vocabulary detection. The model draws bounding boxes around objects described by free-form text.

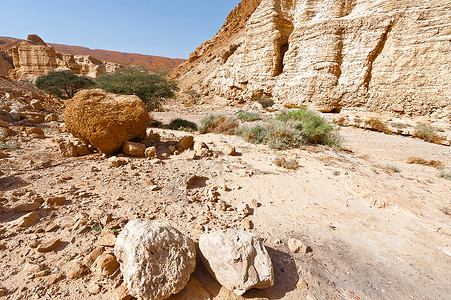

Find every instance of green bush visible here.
[36,70,95,99]
[165,118,198,131]
[237,110,261,122]
[199,114,238,135]
[237,108,340,149]
[256,96,275,108]
[414,123,443,144]
[439,169,451,180]
[96,66,178,111]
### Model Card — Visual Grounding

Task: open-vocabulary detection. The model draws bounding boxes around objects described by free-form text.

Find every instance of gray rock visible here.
[114,220,196,300]
[199,229,274,295]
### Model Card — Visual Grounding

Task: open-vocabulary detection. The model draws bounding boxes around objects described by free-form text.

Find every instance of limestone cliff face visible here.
[0,53,12,77]
[173,0,451,119]
[8,34,121,81]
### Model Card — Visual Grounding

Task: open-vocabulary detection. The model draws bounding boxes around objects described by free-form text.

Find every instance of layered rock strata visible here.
[8,34,121,81]
[173,0,451,119]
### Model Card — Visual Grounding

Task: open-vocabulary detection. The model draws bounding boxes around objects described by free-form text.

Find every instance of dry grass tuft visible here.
[274,157,300,170]
[407,157,443,168]
[365,118,392,134]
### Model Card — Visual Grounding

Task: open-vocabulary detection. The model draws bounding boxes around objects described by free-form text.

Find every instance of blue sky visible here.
[0,0,241,59]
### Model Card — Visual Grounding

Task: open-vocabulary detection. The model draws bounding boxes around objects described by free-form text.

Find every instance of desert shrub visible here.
[237,110,261,122]
[382,164,401,173]
[238,109,340,150]
[165,118,197,132]
[364,118,391,134]
[439,169,451,180]
[96,66,178,111]
[256,96,275,108]
[407,157,443,168]
[414,123,443,144]
[274,157,299,170]
[36,70,95,99]
[275,108,340,145]
[199,114,238,135]
[183,89,201,106]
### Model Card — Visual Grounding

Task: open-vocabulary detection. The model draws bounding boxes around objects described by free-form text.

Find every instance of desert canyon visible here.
[0,0,450,300]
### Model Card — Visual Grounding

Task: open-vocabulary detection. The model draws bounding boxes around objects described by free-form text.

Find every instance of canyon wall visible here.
[8,35,121,81]
[173,0,451,119]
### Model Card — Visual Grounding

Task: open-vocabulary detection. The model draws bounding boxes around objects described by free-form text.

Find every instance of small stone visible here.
[149,185,160,191]
[287,238,310,254]
[37,238,61,252]
[25,127,44,137]
[252,199,259,208]
[45,113,58,122]
[297,279,309,290]
[145,146,157,158]
[46,196,66,206]
[168,145,177,154]
[114,284,133,300]
[242,219,253,230]
[12,200,41,213]
[223,145,237,156]
[123,141,146,157]
[193,141,209,152]
[98,230,117,247]
[45,272,63,284]
[0,127,11,141]
[87,282,102,295]
[15,211,39,227]
[83,246,105,266]
[167,277,210,300]
[145,129,161,143]
[177,135,194,152]
[0,151,9,159]
[35,269,50,277]
[238,203,250,217]
[30,99,43,111]
[216,200,226,211]
[91,253,119,276]
[0,287,6,296]
[109,157,128,167]
[67,261,88,279]
[58,141,77,157]
[75,142,92,156]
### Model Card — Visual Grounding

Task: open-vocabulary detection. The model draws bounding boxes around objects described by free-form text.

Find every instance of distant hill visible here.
[0,36,185,72]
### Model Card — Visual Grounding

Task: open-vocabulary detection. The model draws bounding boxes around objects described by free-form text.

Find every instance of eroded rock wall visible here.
[8,35,121,81]
[173,0,451,119]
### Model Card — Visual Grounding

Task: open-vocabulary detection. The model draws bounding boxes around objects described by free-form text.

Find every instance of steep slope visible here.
[172,0,451,119]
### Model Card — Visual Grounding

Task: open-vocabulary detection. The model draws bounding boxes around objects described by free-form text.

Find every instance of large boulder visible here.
[63,89,150,154]
[114,220,196,300]
[199,229,274,295]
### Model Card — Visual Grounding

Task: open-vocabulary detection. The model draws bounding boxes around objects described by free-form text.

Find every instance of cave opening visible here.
[275,42,289,76]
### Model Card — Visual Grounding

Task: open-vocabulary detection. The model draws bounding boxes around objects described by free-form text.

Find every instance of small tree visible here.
[35,70,95,99]
[96,66,179,111]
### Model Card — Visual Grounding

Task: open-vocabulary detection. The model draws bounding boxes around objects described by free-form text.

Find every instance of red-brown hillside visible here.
[0,36,185,71]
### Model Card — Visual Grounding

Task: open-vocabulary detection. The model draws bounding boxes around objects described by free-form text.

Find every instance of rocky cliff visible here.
[7,34,121,81]
[173,0,451,119]
[0,53,12,77]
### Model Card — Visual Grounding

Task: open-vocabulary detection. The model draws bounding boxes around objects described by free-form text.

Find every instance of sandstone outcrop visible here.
[198,229,274,295]
[114,220,196,300]
[172,0,451,119]
[8,34,121,81]
[63,89,150,155]
[0,54,12,77]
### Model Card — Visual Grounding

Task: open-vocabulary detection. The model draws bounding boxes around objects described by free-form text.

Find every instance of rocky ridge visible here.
[6,34,122,81]
[172,0,451,120]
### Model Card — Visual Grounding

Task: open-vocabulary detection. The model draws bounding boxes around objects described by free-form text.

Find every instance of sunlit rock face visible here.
[9,34,121,81]
[173,0,451,119]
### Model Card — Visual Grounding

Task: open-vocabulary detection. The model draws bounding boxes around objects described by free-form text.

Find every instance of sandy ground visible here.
[0,103,450,300]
